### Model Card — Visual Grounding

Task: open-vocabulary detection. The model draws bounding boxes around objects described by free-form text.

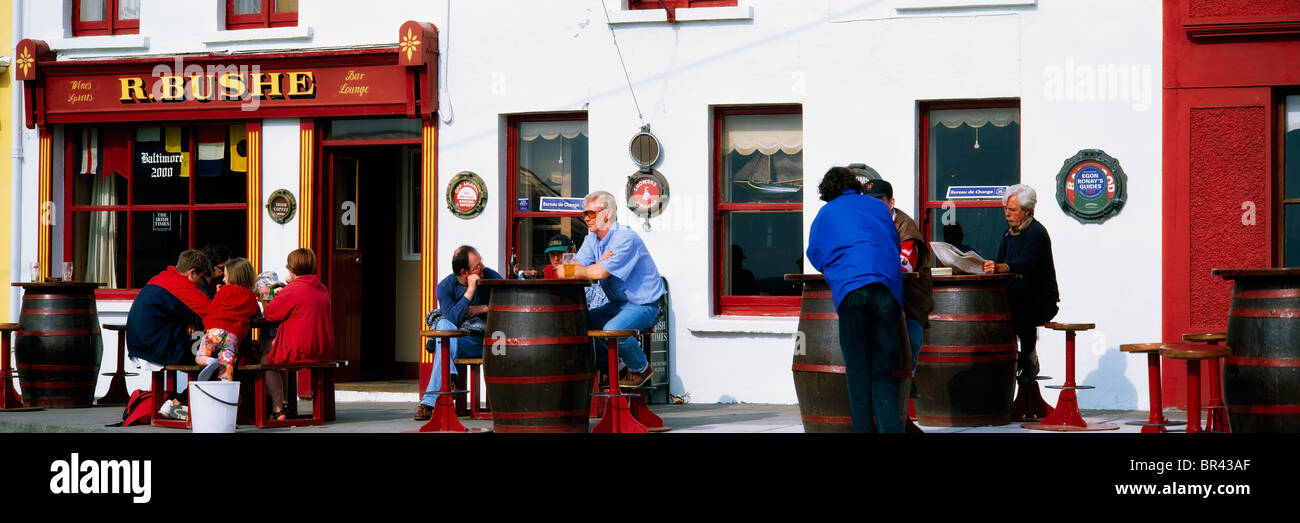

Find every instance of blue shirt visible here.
[576,222,665,305]
[806,191,903,310]
[436,267,503,326]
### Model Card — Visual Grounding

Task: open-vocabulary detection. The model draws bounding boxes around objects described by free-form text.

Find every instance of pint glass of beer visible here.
[562,253,576,278]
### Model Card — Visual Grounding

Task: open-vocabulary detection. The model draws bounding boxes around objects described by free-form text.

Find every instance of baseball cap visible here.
[543,234,574,254]
[862,179,893,199]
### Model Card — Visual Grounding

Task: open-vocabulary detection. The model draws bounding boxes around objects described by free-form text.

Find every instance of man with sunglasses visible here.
[571,191,665,387]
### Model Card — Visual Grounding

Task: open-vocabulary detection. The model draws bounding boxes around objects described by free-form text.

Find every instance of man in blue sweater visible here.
[806,167,906,433]
[983,184,1060,382]
[414,245,502,421]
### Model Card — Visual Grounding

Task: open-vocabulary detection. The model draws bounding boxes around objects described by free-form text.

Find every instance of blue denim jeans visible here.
[836,283,904,433]
[906,317,924,370]
[420,318,484,407]
[588,301,658,374]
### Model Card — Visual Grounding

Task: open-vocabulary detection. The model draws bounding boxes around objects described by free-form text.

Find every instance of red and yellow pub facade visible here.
[1163,1,1300,407]
[15,22,447,387]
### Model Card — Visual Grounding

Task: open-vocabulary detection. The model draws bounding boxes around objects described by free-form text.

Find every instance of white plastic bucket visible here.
[189,381,241,433]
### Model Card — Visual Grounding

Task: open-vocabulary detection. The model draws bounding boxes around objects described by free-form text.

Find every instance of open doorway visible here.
[321,144,421,381]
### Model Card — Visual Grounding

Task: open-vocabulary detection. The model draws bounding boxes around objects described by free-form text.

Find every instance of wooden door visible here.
[1162,87,1277,408]
[330,154,363,382]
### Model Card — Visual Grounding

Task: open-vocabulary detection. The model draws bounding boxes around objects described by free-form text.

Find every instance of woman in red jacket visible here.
[262,248,335,419]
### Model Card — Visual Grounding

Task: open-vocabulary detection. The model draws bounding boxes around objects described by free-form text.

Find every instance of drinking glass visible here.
[63,262,75,282]
[562,253,576,278]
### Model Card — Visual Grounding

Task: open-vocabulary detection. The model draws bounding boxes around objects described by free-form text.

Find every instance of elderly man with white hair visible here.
[983,184,1060,382]
[571,191,666,387]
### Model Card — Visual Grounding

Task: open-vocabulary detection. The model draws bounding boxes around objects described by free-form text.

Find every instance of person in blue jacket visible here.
[413,245,502,421]
[806,167,905,433]
[126,250,213,369]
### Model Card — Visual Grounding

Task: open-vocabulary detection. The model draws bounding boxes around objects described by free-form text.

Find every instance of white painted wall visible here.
[15,0,1163,409]
[260,118,300,279]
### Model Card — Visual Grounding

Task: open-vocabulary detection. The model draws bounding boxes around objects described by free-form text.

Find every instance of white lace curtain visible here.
[520,121,589,141]
[724,114,803,156]
[233,0,261,15]
[85,177,118,288]
[930,108,1020,129]
[1288,96,1299,133]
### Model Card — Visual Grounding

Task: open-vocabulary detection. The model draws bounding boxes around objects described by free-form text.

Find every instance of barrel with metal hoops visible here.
[1213,268,1300,433]
[914,274,1018,427]
[786,274,853,432]
[12,282,104,409]
[480,279,595,433]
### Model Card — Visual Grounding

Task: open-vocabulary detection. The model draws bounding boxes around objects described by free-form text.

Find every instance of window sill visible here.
[685,317,798,335]
[605,4,754,24]
[202,26,313,45]
[50,35,149,52]
[894,0,1036,12]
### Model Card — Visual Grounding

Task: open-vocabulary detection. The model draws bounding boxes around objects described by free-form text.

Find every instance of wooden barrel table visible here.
[787,274,852,432]
[479,279,595,433]
[11,282,104,408]
[786,273,916,433]
[915,274,1018,426]
[1212,268,1300,433]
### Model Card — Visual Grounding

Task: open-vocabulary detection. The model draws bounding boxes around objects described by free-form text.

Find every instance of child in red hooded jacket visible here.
[196,257,262,381]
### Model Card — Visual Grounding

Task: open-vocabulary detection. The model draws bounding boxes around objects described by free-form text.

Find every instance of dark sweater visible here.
[995,218,1060,326]
[126,267,211,366]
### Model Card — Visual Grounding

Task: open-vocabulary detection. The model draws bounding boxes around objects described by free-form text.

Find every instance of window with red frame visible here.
[227,0,299,30]
[713,106,803,316]
[506,114,590,275]
[63,124,250,292]
[72,0,140,36]
[628,0,738,9]
[919,100,1020,261]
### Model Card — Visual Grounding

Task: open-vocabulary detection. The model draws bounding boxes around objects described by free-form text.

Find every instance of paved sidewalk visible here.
[0,397,1156,433]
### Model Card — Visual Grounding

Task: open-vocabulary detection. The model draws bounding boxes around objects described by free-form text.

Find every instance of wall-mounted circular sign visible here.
[265,189,298,224]
[629,129,661,172]
[446,171,488,219]
[1055,149,1127,224]
[626,170,670,222]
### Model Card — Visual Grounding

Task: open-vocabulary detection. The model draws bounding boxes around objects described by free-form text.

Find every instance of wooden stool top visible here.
[102,323,127,332]
[1119,343,1164,354]
[421,329,469,338]
[1182,332,1226,343]
[0,323,20,333]
[589,329,637,338]
[1045,322,1095,331]
[453,358,484,365]
[1159,343,1230,360]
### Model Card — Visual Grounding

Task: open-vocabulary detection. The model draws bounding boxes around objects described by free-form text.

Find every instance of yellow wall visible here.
[0,0,13,321]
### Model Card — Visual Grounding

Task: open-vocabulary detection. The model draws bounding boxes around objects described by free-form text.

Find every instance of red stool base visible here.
[96,373,133,406]
[418,394,475,433]
[1009,379,1054,422]
[1021,422,1120,431]
[591,395,648,434]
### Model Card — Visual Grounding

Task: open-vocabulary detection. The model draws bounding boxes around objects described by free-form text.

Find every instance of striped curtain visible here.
[84,177,118,288]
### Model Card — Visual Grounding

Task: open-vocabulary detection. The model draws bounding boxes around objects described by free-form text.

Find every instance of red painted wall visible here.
[1163,0,1297,409]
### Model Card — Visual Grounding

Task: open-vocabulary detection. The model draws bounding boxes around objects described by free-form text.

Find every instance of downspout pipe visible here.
[10,0,24,321]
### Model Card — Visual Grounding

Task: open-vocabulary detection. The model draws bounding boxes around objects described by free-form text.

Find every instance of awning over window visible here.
[931,108,1020,129]
[520,121,589,141]
[724,114,803,156]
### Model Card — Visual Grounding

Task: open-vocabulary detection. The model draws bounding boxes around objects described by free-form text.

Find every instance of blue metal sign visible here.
[945,186,1007,200]
[539,197,585,212]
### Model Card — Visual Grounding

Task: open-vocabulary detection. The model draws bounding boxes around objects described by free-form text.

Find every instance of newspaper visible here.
[929,241,988,275]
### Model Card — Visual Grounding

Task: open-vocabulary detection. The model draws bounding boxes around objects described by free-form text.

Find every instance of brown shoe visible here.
[413,404,433,421]
[618,366,653,388]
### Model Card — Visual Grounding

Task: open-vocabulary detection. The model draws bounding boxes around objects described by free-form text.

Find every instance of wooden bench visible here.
[151,360,347,429]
